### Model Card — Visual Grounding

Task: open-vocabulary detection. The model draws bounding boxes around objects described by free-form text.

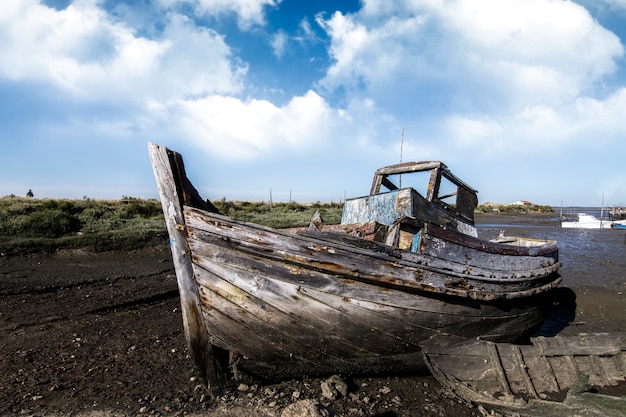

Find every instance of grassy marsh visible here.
[0,195,551,255]
[0,197,343,255]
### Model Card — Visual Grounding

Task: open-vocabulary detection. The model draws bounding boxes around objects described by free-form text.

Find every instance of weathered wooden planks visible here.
[186,207,560,300]
[421,333,626,417]
[183,209,556,357]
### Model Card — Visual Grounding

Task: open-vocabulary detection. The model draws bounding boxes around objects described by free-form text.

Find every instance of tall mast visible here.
[399,128,404,188]
[601,193,605,218]
[400,127,404,164]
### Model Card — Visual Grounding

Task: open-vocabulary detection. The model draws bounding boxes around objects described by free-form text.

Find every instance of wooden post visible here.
[148,143,226,396]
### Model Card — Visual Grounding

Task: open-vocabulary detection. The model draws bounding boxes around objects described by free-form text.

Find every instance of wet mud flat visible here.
[0,244,624,416]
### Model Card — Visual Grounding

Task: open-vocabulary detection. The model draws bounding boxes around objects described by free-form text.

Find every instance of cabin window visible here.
[368,162,478,225]
[436,175,458,205]
[381,171,432,196]
[456,187,478,220]
[435,173,477,221]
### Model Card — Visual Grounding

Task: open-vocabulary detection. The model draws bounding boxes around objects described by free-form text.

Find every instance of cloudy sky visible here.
[1,0,625,207]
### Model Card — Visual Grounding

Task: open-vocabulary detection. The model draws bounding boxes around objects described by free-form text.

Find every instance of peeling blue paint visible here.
[342,189,416,226]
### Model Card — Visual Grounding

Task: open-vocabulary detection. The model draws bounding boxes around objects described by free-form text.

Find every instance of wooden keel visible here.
[148,143,228,396]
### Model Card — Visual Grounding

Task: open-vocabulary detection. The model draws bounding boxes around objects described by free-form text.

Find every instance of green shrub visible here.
[0,197,167,254]
[208,199,344,228]
[475,204,554,214]
[19,209,82,238]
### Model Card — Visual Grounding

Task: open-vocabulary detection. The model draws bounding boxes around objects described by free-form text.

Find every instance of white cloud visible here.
[316,11,373,88]
[159,0,281,29]
[298,18,315,40]
[0,1,246,104]
[271,30,288,58]
[319,0,623,111]
[2,0,625,206]
[314,0,625,162]
[166,90,339,159]
[440,0,622,95]
[593,0,626,9]
[439,86,626,161]
[446,116,503,147]
[271,18,323,60]
[567,87,626,139]
[156,14,247,97]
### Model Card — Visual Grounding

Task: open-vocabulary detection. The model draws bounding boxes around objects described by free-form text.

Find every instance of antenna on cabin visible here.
[601,193,605,218]
[399,128,404,188]
[400,128,404,164]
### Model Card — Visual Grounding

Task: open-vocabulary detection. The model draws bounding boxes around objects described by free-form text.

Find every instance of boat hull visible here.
[185,207,557,367]
[147,142,562,389]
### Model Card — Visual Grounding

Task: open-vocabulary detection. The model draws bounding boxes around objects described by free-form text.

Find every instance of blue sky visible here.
[1,0,626,207]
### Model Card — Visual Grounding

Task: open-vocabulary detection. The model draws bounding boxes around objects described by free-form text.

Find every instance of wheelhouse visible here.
[342,161,479,237]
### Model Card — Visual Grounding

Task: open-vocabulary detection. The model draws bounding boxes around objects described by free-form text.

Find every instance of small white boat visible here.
[613,221,626,230]
[561,213,613,229]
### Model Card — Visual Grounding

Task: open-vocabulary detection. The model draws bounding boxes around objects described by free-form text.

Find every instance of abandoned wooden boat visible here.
[148,142,561,393]
[421,333,626,417]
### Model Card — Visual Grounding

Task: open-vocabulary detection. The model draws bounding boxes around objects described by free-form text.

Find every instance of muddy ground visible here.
[1,245,624,417]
